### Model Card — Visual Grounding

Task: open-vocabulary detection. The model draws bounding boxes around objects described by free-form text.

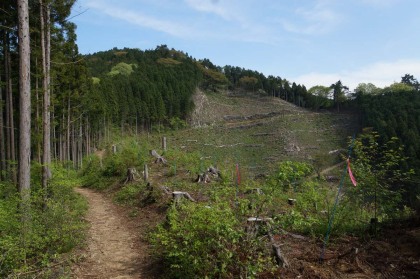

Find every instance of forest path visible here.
[72,187,147,279]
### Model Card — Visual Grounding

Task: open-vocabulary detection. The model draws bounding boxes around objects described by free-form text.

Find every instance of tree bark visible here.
[35,55,41,163]
[0,69,5,180]
[4,34,16,183]
[40,0,52,190]
[66,93,71,165]
[7,50,16,184]
[18,0,31,210]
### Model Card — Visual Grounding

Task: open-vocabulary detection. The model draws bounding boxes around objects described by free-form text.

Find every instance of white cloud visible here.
[293,59,420,90]
[85,0,195,38]
[184,0,234,21]
[282,1,341,35]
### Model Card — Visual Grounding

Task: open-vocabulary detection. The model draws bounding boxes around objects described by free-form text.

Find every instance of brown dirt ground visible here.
[71,187,161,279]
[266,219,420,279]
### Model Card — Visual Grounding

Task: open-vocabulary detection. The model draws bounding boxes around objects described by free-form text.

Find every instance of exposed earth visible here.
[71,188,159,279]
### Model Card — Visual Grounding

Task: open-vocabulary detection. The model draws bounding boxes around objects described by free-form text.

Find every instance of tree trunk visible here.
[8,52,16,184]
[0,70,5,180]
[40,0,52,190]
[18,0,31,217]
[66,94,71,165]
[4,35,16,183]
[72,123,76,168]
[79,119,83,168]
[35,55,41,163]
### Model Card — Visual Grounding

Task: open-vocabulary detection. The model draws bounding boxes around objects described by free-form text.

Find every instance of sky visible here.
[70,0,420,90]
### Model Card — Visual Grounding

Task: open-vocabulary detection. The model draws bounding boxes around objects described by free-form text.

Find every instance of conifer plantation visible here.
[1,1,420,278]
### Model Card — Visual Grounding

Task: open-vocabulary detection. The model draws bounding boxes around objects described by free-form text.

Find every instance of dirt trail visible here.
[72,188,146,279]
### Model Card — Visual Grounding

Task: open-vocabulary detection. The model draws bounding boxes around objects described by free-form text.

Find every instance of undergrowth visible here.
[76,128,416,278]
[0,164,87,278]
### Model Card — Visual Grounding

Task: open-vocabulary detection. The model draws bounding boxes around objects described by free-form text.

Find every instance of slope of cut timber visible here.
[182,89,359,178]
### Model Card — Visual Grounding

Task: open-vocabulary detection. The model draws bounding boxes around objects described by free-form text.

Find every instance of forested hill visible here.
[83,45,315,131]
[85,47,420,194]
[84,46,202,130]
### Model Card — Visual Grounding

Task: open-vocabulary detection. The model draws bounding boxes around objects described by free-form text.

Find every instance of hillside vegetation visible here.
[1,16,420,275]
[76,89,418,278]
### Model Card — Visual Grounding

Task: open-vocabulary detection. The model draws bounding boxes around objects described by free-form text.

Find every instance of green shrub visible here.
[114,182,145,205]
[0,165,87,277]
[150,201,273,278]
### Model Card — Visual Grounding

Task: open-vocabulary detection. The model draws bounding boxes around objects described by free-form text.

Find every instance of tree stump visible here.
[150,149,167,164]
[143,164,149,181]
[246,217,289,267]
[124,167,137,184]
[196,173,211,183]
[246,217,273,237]
[268,230,289,268]
[288,198,296,205]
[172,191,196,204]
[111,144,117,154]
[162,136,167,151]
[207,166,221,178]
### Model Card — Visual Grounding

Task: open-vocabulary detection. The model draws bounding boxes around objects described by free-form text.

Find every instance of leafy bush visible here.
[347,132,415,221]
[150,202,273,278]
[114,182,145,205]
[0,164,87,277]
[273,161,313,191]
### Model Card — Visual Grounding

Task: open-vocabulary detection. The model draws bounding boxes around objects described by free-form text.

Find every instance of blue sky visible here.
[71,0,420,90]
